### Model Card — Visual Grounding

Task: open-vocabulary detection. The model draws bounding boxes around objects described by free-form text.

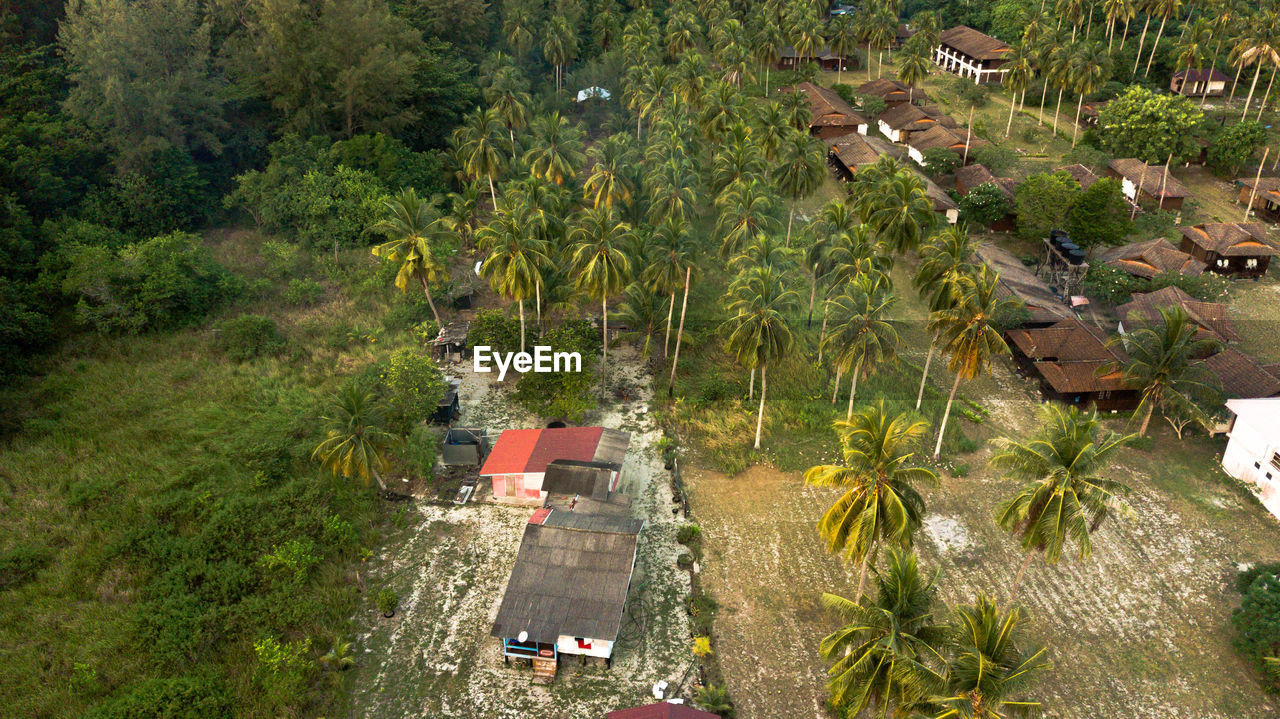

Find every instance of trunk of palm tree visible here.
[1038,75,1050,125]
[1228,60,1245,105]
[536,280,542,333]
[807,276,817,328]
[753,364,767,449]
[1107,19,1115,53]
[1256,65,1277,122]
[1052,86,1065,135]
[1243,63,1265,120]
[916,341,935,410]
[831,364,842,404]
[1201,54,1218,108]
[664,291,675,358]
[601,297,609,375]
[519,299,526,353]
[1072,93,1085,146]
[668,266,692,397]
[371,466,388,492]
[749,366,756,400]
[420,276,442,328]
[487,175,497,208]
[1138,396,1156,436]
[1009,551,1035,599]
[1120,16,1130,49]
[1143,15,1169,77]
[818,297,830,365]
[765,64,771,96]
[933,372,963,459]
[868,42,874,80]
[1006,92,1018,137]
[785,205,795,246]
[854,553,870,602]
[1132,14,1152,76]
[846,356,862,420]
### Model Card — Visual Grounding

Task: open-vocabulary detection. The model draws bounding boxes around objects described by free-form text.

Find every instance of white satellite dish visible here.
[517,631,528,643]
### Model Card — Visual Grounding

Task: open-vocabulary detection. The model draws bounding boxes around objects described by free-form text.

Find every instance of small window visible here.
[1247,258,1259,269]
[1271,453,1280,471]
[1217,258,1230,268]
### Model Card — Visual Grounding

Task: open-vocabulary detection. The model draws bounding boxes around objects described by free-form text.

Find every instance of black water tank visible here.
[1068,249,1086,265]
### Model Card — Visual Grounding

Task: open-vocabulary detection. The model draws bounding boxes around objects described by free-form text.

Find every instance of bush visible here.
[283,278,323,306]
[214,315,284,361]
[78,148,209,238]
[402,424,440,479]
[0,542,52,591]
[466,309,521,356]
[831,83,857,105]
[85,675,233,719]
[921,147,961,177]
[1065,178,1132,248]
[953,78,990,108]
[958,182,1013,227]
[1083,265,1232,307]
[376,588,399,616]
[1014,171,1081,241]
[1233,569,1280,691]
[260,241,301,279]
[1208,121,1268,176]
[856,93,887,118]
[971,145,1017,175]
[513,319,600,421]
[378,349,447,434]
[677,523,702,545]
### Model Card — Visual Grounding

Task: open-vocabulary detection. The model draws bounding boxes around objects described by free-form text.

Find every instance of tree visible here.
[1233,568,1280,692]
[715,178,782,257]
[478,204,548,352]
[1001,43,1035,137]
[569,207,633,374]
[379,348,448,434]
[823,276,899,420]
[898,36,933,87]
[929,267,1016,458]
[312,382,399,491]
[1014,170,1081,241]
[804,403,937,600]
[452,109,506,205]
[485,65,531,149]
[913,227,974,411]
[371,189,451,328]
[543,15,579,93]
[1109,305,1221,436]
[723,265,798,449]
[992,405,1135,597]
[1237,15,1280,120]
[1141,0,1183,77]
[818,549,947,715]
[774,131,827,245]
[1207,120,1268,176]
[1070,42,1113,146]
[1065,177,1131,248]
[583,133,637,210]
[931,596,1051,717]
[827,14,860,84]
[867,172,938,256]
[644,216,696,358]
[1096,85,1205,165]
[921,147,962,177]
[523,112,586,187]
[958,183,1013,228]
[1174,19,1213,116]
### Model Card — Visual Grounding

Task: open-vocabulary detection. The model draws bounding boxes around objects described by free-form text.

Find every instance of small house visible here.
[776,46,854,71]
[1057,163,1102,190]
[1006,319,1139,410]
[1096,238,1206,280]
[894,24,916,48]
[607,702,721,719]
[431,320,471,362]
[1116,286,1237,345]
[876,103,955,144]
[1178,222,1278,278]
[1221,398,1280,517]
[1200,347,1280,402]
[1076,100,1109,128]
[826,132,895,180]
[479,426,630,505]
[913,168,959,224]
[1171,68,1230,97]
[906,124,985,165]
[974,244,1074,327]
[1238,176,1280,223]
[933,26,1011,84]
[780,82,869,139]
[857,78,930,109]
[1106,159,1189,212]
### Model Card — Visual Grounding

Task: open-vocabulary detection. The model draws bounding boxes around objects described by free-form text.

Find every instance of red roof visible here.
[480,427,605,476]
[606,702,720,719]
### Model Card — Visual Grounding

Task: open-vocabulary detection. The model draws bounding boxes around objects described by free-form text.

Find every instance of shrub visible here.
[677,552,694,569]
[283,278,323,306]
[513,319,600,421]
[402,424,440,479]
[1065,177,1132,248]
[466,309,521,355]
[253,636,313,709]
[260,241,301,279]
[258,538,320,583]
[831,83,857,105]
[1208,121,1268,176]
[0,542,52,591]
[85,675,233,719]
[958,182,1013,227]
[677,523,703,545]
[378,349,447,434]
[971,145,1017,175]
[921,147,961,177]
[78,148,209,238]
[952,463,970,477]
[694,684,734,717]
[214,315,284,361]
[1014,171,1081,241]
[376,588,399,616]
[1233,569,1280,691]
[1083,265,1231,307]
[856,94,887,118]
[383,293,437,332]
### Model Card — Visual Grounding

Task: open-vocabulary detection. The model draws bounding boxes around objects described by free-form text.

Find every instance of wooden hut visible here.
[1171,68,1230,97]
[1116,286,1238,344]
[1096,238,1206,280]
[826,132,895,180]
[933,26,1011,84]
[857,78,930,109]
[1106,159,1189,212]
[1238,176,1280,223]
[905,124,986,165]
[974,244,1074,327]
[776,46,854,71]
[1057,163,1102,190]
[876,102,956,144]
[1006,319,1139,410]
[1178,222,1278,278]
[779,82,869,139]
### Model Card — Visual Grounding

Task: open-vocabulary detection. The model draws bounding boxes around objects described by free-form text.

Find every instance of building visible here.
[1238,176,1280,223]
[876,103,956,143]
[1178,222,1278,278]
[1057,163,1102,190]
[857,78,930,109]
[974,244,1074,327]
[954,164,1017,230]
[933,26,1011,84]
[1006,318,1139,410]
[431,320,471,361]
[1096,238,1206,280]
[1116,286,1238,344]
[894,24,916,48]
[905,124,985,165]
[780,82,869,139]
[491,509,644,680]
[1171,68,1230,97]
[1106,159,1189,212]
[826,132,895,180]
[479,426,630,505]
[1200,348,1280,401]
[1221,399,1280,516]
[607,702,721,719]
[913,168,960,224]
[776,46,854,71]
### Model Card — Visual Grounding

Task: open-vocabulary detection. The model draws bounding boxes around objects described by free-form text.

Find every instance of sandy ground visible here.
[349,346,695,718]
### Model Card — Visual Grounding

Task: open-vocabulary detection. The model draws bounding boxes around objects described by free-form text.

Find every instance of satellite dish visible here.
[517,631,528,643]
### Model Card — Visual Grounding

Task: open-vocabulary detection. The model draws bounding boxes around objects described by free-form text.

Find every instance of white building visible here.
[1222,398,1280,518]
[933,26,1011,85]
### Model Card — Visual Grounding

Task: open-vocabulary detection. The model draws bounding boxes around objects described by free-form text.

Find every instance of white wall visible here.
[1223,416,1280,487]
[556,635,614,659]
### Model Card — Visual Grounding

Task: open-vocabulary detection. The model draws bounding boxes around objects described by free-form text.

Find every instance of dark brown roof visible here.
[826,132,893,169]
[878,102,932,130]
[608,703,721,719]
[1179,223,1278,257]
[541,459,616,500]
[781,82,868,129]
[1240,176,1280,206]
[1173,68,1230,83]
[1117,285,1238,343]
[912,168,959,214]
[1108,159,1190,199]
[908,124,986,154]
[974,244,1073,325]
[1007,319,1128,393]
[1058,164,1102,190]
[858,78,930,105]
[780,46,846,60]
[955,164,1017,200]
[1097,238,1206,279]
[1198,348,1280,399]
[939,26,1012,61]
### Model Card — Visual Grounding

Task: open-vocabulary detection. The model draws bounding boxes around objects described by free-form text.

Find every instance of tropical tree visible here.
[804,402,937,600]
[543,15,579,93]
[370,189,449,328]
[1002,44,1036,137]
[1070,42,1113,146]
[485,65,531,149]
[912,227,974,411]
[753,16,785,94]
[1238,14,1280,119]
[452,108,505,205]
[818,548,948,715]
[827,13,860,83]
[583,133,637,210]
[715,178,782,256]
[1103,0,1135,52]
[898,36,933,87]
[931,596,1051,718]
[1110,305,1221,436]
[478,205,549,352]
[1174,19,1213,113]
[775,131,827,244]
[611,282,667,359]
[1142,0,1183,77]
[523,112,586,186]
[569,207,633,373]
[723,265,799,448]
[644,215,696,357]
[823,276,899,420]
[866,171,936,256]
[312,383,398,491]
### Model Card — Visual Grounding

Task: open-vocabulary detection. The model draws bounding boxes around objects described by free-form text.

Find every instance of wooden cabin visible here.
[1178,222,1278,278]
[1199,348,1280,401]
[1096,238,1206,280]
[934,26,1011,84]
[974,244,1074,327]
[779,82,869,139]
[431,320,472,361]
[1107,159,1189,213]
[1006,319,1140,411]
[479,427,630,505]
[876,102,955,143]
[776,46,854,71]
[826,132,895,181]
[954,164,1017,230]
[1171,68,1230,97]
[857,78,930,109]
[1116,285,1238,345]
[1076,100,1109,128]
[906,124,985,165]
[1058,163,1102,190]
[1239,176,1280,223]
[913,168,959,224]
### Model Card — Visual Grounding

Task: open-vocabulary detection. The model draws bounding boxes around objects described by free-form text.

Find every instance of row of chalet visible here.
[1100,223,1277,279]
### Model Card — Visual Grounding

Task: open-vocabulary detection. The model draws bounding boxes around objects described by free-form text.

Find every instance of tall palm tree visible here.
[1002,44,1036,137]
[775,131,827,245]
[827,14,860,83]
[754,17,785,95]
[898,38,933,87]
[583,133,637,210]
[452,109,505,206]
[569,207,633,373]
[1048,39,1076,135]
[710,133,767,194]
[370,189,449,328]
[867,172,936,256]
[478,205,548,352]
[992,405,1135,597]
[523,113,586,187]
[1142,0,1183,77]
[611,282,667,359]
[503,5,535,55]
[818,548,948,715]
[485,65,531,150]
[929,266,1015,459]
[1102,0,1135,52]
[823,276,899,420]
[723,265,799,449]
[543,15,579,93]
[912,227,974,411]
[1109,305,1221,436]
[1174,18,1212,108]
[644,216,696,358]
[1070,42,1113,146]
[804,402,937,599]
[1238,15,1280,120]
[440,181,482,250]
[646,156,701,226]
[931,596,1051,718]
[715,178,782,256]
[754,101,791,166]
[312,383,398,491]
[1130,0,1158,76]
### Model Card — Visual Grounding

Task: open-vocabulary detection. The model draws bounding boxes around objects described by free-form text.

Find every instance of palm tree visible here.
[867,172,936,256]
[370,189,449,328]
[754,101,790,166]
[1142,0,1183,77]
[440,182,482,250]
[715,178,782,257]
[523,113,586,187]
[646,156,701,226]
[478,205,548,353]
[583,133,637,210]
[805,403,937,600]
[1048,39,1076,136]
[827,14,860,83]
[452,109,505,206]
[569,207,633,374]
[1174,18,1212,110]
[504,4,535,56]
[1070,42,1112,146]
[1110,305,1221,436]
[611,282,667,359]
[1238,17,1280,120]
[485,65,531,150]
[1002,44,1035,137]
[1102,0,1135,52]
[775,131,827,245]
[644,216,695,358]
[543,15,579,93]
[665,7,700,57]
[931,596,1051,718]
[992,404,1135,597]
[723,265,799,449]
[823,276,899,420]
[818,548,948,715]
[912,227,974,411]
[897,38,933,87]
[929,266,1015,459]
[710,133,766,194]
[312,383,398,491]
[694,684,733,715]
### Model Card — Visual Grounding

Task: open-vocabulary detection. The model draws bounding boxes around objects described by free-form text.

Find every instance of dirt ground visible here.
[348,347,695,718]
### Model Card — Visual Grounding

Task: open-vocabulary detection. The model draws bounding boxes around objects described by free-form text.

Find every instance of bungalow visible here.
[906,124,985,165]
[858,78,930,109]
[876,103,955,143]
[1116,285,1238,345]
[1171,67,1231,97]
[491,509,644,680]
[1178,222,1278,278]
[1057,163,1102,190]
[780,82,869,139]
[1005,318,1139,411]
[1096,238,1206,280]
[608,702,720,719]
[826,132,896,180]
[913,168,960,224]
[954,164,1017,230]
[1220,398,1280,517]
[1199,347,1280,401]
[894,24,916,48]
[1238,176,1280,223]
[1106,159,1189,213]
[933,26,1011,84]
[479,426,630,505]
[776,46,854,71]
[974,244,1075,327]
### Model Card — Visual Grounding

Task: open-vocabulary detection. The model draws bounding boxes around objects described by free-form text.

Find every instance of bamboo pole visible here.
[1244,148,1271,222]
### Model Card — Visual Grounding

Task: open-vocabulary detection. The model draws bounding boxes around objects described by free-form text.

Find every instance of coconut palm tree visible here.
[775,132,826,245]
[1130,0,1158,75]
[583,133,637,210]
[370,189,449,328]
[478,205,549,352]
[929,266,1016,459]
[723,264,799,448]
[818,548,948,715]
[646,156,701,225]
[898,37,933,87]
[452,108,505,206]
[543,15,579,93]
[912,227,974,411]
[993,405,1135,597]
[754,101,791,166]
[611,282,667,359]
[866,172,936,256]
[1238,15,1280,120]
[1003,44,1036,137]
[665,7,701,57]
[523,113,586,186]
[827,13,860,83]
[485,65,531,150]
[931,596,1051,718]
[312,383,398,491]
[1109,305,1221,436]
[804,402,937,600]
[1070,42,1113,146]
[644,216,696,358]
[627,64,672,140]
[1103,0,1135,52]
[439,181,482,250]
[1142,0,1183,77]
[754,17,785,94]
[823,276,899,420]
[710,134,767,195]
[569,207,633,373]
[1048,39,1077,135]
[1174,18,1212,109]
[715,178,783,257]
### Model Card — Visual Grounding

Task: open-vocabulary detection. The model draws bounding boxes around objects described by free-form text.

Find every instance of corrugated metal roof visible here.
[480,427,624,476]
[607,703,720,719]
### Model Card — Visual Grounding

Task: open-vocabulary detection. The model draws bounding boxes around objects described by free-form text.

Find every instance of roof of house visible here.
[541,459,616,501]
[1179,223,1278,257]
[782,82,868,129]
[1097,238,1206,279]
[1117,285,1239,343]
[939,25,1012,61]
[1199,348,1280,399]
[1173,68,1231,83]
[432,320,471,345]
[975,244,1074,325]
[826,132,894,168]
[607,702,721,719]
[908,123,986,154]
[490,515,641,645]
[1240,176,1280,206]
[1057,163,1102,190]
[878,102,931,130]
[912,168,959,213]
[480,427,630,476]
[779,45,846,60]
[1007,320,1128,393]
[858,78,931,104]
[1107,159,1190,199]
[1226,397,1280,425]
[955,164,1017,200]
